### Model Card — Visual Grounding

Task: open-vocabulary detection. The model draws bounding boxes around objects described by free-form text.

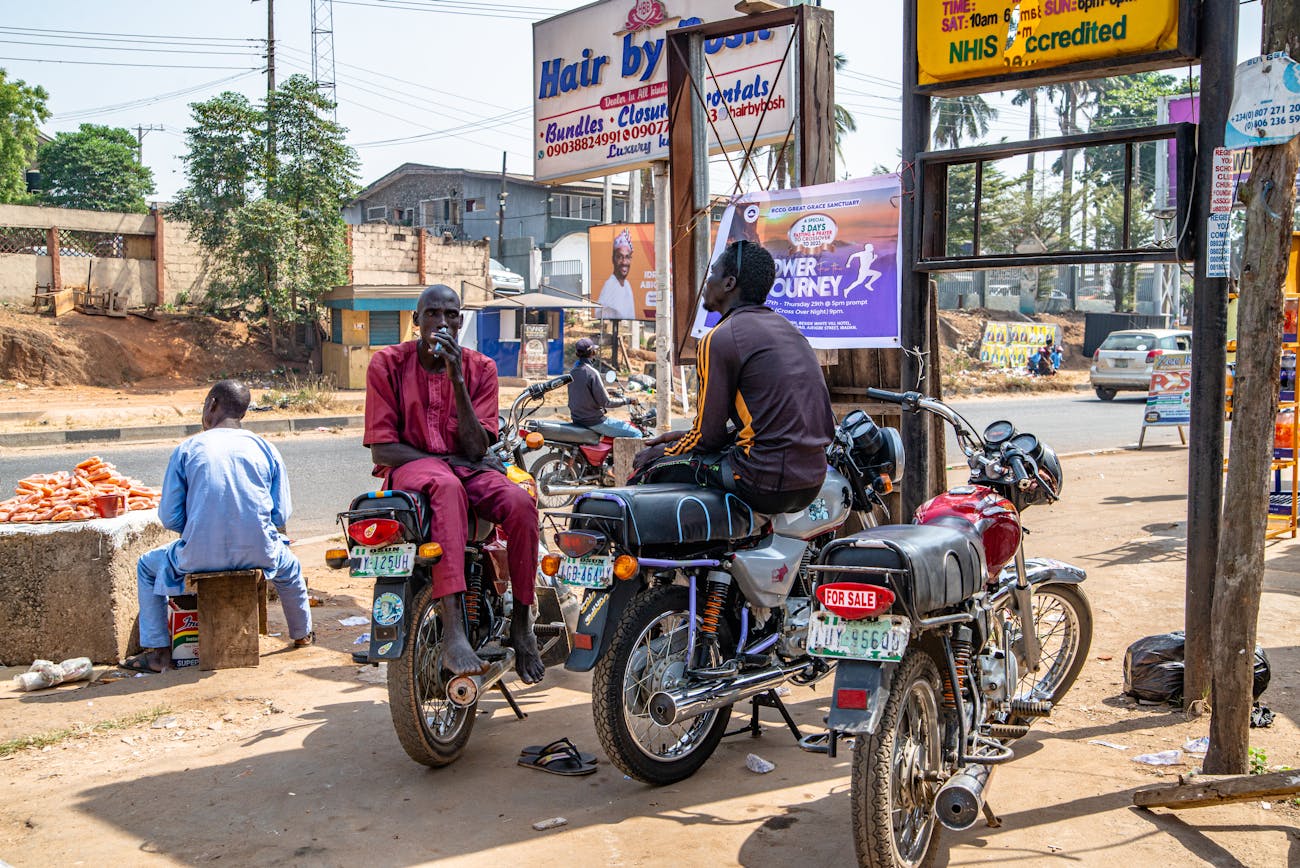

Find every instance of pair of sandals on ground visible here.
[119,631,316,674]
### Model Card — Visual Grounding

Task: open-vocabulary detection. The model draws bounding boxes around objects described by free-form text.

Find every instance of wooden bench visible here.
[182,570,269,670]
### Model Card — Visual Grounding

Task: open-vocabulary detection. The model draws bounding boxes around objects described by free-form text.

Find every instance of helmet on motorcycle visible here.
[575,337,597,358]
[1034,441,1063,498]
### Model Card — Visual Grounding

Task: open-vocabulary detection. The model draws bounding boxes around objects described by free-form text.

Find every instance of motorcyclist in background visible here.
[567,337,643,438]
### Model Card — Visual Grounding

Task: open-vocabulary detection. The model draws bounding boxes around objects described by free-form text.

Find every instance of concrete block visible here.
[0,511,172,665]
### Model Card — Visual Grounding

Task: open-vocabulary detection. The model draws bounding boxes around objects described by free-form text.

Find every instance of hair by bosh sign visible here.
[532,0,795,184]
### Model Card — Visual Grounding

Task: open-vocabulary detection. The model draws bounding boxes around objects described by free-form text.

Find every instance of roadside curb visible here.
[0,415,366,449]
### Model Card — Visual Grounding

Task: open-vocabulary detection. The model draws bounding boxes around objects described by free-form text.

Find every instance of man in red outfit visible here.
[364,284,545,683]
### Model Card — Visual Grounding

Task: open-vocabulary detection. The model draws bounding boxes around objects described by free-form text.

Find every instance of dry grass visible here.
[0,705,172,757]
[257,373,338,414]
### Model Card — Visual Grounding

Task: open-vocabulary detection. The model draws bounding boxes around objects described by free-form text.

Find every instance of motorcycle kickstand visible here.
[982,801,1002,829]
[724,688,805,742]
[496,681,527,721]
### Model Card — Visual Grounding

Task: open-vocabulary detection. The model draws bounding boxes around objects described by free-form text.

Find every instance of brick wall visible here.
[350,223,491,304]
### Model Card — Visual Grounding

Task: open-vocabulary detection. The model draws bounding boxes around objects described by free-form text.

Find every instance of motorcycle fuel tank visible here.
[914,485,1021,577]
[769,468,851,540]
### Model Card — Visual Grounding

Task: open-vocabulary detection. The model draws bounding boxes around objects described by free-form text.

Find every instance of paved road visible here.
[0,391,1157,539]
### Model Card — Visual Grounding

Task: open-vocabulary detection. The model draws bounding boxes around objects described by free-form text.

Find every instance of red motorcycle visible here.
[526,394,656,509]
[809,389,1092,868]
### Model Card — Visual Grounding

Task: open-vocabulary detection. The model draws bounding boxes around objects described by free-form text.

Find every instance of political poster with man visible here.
[691,175,902,348]
[589,223,656,321]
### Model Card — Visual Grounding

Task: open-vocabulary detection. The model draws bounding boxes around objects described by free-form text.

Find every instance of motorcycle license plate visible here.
[559,555,613,589]
[350,544,415,578]
[807,611,910,662]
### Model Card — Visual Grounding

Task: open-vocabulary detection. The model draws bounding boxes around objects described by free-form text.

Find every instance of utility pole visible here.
[496,151,508,260]
[1207,0,1300,776]
[133,124,162,164]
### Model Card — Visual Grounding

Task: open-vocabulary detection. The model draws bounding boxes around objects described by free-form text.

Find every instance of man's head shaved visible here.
[207,379,251,420]
[417,284,460,313]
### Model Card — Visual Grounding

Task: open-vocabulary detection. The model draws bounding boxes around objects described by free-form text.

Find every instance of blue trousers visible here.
[135,540,312,648]
[586,417,643,438]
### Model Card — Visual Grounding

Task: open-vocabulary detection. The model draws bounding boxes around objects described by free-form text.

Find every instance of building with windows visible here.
[342,163,634,292]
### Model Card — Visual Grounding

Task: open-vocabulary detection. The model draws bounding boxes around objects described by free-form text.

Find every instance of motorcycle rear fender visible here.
[366,580,412,662]
[827,660,896,736]
[564,579,642,672]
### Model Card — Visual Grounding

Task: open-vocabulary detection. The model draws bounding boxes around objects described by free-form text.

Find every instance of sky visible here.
[0,0,1265,203]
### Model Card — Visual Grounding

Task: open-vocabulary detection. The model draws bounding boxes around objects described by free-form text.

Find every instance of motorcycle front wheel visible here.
[1007,582,1093,706]
[851,650,944,868]
[532,451,580,510]
[387,583,476,767]
[592,584,731,785]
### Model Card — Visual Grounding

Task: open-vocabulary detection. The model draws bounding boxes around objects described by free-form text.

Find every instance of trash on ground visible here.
[353,632,370,645]
[356,664,386,684]
[746,753,776,774]
[1088,739,1129,750]
[1251,703,1275,728]
[1124,632,1270,703]
[151,716,179,730]
[338,616,369,627]
[1132,749,1183,766]
[532,817,568,831]
[11,657,94,692]
[1183,736,1210,754]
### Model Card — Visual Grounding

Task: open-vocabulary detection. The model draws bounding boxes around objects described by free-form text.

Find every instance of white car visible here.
[1089,328,1192,400]
[489,258,526,294]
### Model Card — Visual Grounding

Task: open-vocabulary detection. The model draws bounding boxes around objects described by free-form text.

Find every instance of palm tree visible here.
[765,52,856,189]
[931,95,997,149]
[1011,87,1040,200]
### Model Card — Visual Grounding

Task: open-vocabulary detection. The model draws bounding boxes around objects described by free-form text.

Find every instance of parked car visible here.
[489,258,526,294]
[1089,328,1192,400]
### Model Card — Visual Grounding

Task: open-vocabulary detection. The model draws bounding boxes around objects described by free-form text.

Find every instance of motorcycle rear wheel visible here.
[387,583,476,767]
[851,650,943,868]
[533,451,579,510]
[592,584,732,785]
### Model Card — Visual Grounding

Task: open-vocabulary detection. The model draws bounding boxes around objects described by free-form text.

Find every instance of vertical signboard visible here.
[533,0,794,184]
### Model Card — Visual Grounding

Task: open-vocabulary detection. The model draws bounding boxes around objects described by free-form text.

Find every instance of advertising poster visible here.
[691,175,902,349]
[589,223,657,321]
[1226,53,1300,149]
[522,323,550,379]
[532,0,794,183]
[1143,351,1192,426]
[978,322,1062,370]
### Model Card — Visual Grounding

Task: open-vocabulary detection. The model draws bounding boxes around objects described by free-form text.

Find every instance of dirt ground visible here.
[1,447,1297,867]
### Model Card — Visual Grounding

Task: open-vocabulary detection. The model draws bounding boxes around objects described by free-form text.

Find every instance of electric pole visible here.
[133,124,162,164]
[496,151,508,260]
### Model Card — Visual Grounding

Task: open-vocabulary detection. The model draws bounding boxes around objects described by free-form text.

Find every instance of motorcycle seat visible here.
[347,489,493,543]
[529,419,603,445]
[574,484,761,547]
[818,524,986,616]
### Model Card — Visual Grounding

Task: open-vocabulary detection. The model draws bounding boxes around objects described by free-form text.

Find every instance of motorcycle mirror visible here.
[605,370,617,384]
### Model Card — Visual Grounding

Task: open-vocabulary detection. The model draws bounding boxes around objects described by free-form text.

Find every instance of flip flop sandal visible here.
[519,737,599,766]
[119,653,167,674]
[517,738,598,776]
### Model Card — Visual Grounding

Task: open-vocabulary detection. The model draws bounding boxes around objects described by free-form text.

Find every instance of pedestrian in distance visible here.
[123,380,313,673]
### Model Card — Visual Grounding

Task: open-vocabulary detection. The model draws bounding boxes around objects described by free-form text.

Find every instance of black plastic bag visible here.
[1123,631,1270,703]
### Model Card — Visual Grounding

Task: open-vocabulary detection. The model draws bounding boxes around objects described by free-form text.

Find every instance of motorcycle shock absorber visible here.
[945,625,974,710]
[690,571,733,674]
[463,551,483,632]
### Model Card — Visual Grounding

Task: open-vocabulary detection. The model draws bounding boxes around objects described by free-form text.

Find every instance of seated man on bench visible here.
[123,380,313,672]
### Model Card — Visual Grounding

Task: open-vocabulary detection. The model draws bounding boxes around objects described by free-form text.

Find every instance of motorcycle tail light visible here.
[556,530,604,558]
[836,689,869,710]
[324,548,349,569]
[613,555,639,580]
[540,554,562,576]
[816,583,895,620]
[347,518,404,548]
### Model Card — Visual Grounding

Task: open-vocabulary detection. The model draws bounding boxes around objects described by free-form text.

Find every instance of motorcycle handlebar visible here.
[528,374,573,398]
[1006,452,1033,490]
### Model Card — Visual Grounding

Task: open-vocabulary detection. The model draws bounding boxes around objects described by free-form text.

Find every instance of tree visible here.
[174,75,358,358]
[764,52,855,189]
[1011,88,1040,200]
[37,124,155,213]
[1208,2,1300,776]
[0,68,49,203]
[931,95,996,149]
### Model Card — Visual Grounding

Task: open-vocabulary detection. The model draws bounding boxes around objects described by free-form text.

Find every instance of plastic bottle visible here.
[1275,409,1295,451]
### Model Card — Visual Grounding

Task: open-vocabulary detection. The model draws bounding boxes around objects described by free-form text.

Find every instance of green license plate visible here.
[559,555,613,589]
[350,543,415,578]
[807,611,910,662]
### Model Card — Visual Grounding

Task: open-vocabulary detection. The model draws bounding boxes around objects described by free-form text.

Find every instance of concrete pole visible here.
[628,169,642,224]
[653,160,672,434]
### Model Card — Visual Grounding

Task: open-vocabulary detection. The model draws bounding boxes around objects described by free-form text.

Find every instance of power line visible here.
[0,55,260,70]
[0,36,261,56]
[0,25,259,44]
[53,72,259,121]
[333,0,561,21]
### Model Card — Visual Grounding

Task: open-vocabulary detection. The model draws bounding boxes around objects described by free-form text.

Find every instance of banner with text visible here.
[691,175,902,349]
[532,0,794,184]
[979,322,1062,370]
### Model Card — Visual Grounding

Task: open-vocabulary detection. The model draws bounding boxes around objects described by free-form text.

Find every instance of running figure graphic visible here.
[844,244,882,297]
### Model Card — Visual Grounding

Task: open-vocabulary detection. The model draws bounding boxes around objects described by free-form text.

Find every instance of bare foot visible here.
[510,607,546,685]
[438,594,487,676]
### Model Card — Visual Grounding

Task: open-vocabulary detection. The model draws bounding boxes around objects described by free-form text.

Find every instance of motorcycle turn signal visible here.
[415,542,444,565]
[324,548,349,569]
[540,553,562,576]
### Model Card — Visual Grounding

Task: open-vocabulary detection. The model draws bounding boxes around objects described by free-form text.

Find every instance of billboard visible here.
[918,0,1188,91]
[691,175,902,349]
[588,223,657,321]
[532,0,795,184]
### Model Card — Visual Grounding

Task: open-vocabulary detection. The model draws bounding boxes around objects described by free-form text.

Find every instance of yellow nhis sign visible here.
[918,0,1181,86]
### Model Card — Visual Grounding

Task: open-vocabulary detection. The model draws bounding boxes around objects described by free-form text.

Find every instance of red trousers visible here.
[388,458,539,606]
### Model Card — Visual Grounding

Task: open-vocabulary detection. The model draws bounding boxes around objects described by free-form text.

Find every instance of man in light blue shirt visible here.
[123,380,312,672]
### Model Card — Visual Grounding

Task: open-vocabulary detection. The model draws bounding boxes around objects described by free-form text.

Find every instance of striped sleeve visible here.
[666,325,736,456]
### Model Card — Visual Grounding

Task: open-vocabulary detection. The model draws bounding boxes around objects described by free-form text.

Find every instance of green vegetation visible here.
[0,68,49,204]
[0,705,172,757]
[37,124,155,213]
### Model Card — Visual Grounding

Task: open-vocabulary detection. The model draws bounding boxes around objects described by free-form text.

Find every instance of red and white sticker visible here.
[816,583,895,621]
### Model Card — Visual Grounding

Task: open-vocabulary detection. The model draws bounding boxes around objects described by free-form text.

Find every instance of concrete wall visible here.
[163,221,215,305]
[349,223,492,305]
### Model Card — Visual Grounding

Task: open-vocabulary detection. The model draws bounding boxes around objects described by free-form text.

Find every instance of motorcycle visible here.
[322,373,574,768]
[527,372,658,509]
[539,407,904,784]
[810,389,1092,868]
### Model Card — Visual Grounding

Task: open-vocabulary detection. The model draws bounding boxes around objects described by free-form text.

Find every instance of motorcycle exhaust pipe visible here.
[934,763,991,831]
[446,648,515,708]
[648,663,808,727]
[538,484,601,496]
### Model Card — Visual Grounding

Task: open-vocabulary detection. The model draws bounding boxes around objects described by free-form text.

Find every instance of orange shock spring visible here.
[699,580,728,635]
[945,630,973,709]
[463,561,482,627]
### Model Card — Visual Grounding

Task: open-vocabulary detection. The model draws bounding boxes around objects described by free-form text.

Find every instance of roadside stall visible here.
[475,291,600,379]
